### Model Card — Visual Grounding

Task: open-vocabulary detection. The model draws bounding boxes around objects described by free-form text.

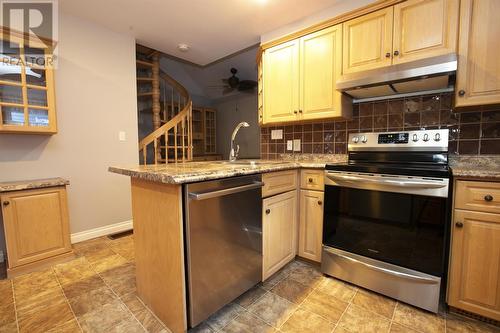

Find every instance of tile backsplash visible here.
[260,92,500,159]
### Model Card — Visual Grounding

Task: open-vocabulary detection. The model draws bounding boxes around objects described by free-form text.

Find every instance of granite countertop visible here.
[0,177,70,193]
[449,155,500,180]
[109,155,348,185]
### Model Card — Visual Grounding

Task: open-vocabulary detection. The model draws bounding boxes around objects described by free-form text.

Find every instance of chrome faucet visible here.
[229,121,250,162]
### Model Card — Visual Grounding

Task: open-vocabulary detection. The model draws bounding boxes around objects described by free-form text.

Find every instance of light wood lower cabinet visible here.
[298,190,324,262]
[448,209,500,320]
[262,190,297,280]
[1,186,73,276]
[448,179,500,321]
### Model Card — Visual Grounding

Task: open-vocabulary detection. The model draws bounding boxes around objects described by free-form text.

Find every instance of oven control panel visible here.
[378,133,409,144]
[349,129,449,151]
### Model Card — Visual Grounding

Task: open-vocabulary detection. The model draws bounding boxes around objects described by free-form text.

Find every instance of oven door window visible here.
[323,186,446,276]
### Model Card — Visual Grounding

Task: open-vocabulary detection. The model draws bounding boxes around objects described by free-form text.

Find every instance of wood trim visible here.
[131,179,186,333]
[258,0,405,54]
[7,251,75,279]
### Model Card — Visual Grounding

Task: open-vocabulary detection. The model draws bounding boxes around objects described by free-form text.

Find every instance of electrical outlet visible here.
[119,131,127,142]
[271,129,283,140]
[286,140,293,151]
[293,139,301,152]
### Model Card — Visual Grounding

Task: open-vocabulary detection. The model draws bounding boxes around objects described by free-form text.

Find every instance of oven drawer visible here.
[455,180,500,214]
[300,169,324,191]
[262,170,298,198]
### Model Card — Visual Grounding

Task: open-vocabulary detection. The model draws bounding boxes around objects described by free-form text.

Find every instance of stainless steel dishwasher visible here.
[184,174,263,327]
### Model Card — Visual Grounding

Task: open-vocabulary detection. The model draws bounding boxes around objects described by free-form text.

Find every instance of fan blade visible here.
[222,87,234,95]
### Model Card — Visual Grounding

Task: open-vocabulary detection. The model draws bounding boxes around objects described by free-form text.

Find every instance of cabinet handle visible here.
[385,52,391,58]
[308,178,313,183]
[294,110,298,114]
[484,194,494,202]
[265,209,270,215]
[455,222,464,228]
[458,90,465,97]
[299,110,303,113]
[393,50,399,56]
[318,200,323,205]
[2,201,9,206]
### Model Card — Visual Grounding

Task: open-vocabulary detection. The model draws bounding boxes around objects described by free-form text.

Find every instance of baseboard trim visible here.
[71,220,133,244]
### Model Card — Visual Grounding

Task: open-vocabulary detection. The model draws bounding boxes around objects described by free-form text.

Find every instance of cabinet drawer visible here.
[262,170,298,197]
[300,169,324,191]
[455,180,500,214]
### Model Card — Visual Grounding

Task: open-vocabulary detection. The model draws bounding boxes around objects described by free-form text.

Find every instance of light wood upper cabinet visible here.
[261,24,350,124]
[299,25,344,121]
[299,190,324,263]
[1,187,72,270]
[392,0,459,64]
[448,209,500,320]
[343,7,393,74]
[262,40,299,124]
[263,190,297,280]
[455,0,500,107]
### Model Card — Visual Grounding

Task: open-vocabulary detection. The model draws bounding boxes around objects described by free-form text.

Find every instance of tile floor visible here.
[0,235,499,333]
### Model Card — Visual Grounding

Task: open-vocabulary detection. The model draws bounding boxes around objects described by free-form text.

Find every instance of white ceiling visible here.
[60,0,341,65]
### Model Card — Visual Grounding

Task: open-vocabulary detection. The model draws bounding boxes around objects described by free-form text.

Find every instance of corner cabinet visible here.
[261,25,351,125]
[0,29,57,134]
[343,0,459,73]
[448,180,500,321]
[455,0,500,107]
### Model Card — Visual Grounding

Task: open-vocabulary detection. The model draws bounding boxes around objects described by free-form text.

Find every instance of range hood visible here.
[336,53,457,101]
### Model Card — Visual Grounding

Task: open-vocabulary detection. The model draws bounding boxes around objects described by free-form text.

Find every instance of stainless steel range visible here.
[322,129,451,313]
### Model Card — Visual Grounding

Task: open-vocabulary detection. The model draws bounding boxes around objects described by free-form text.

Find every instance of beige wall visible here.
[0,12,138,249]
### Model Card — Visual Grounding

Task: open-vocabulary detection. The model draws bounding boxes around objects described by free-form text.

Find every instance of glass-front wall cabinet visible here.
[0,30,56,134]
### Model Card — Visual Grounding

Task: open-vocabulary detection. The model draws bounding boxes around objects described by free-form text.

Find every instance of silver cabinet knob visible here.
[352,136,359,143]
[423,134,430,142]
[361,135,367,143]
[412,134,418,142]
[434,133,441,142]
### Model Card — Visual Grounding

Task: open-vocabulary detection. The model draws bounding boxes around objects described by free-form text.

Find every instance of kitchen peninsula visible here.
[109,158,342,332]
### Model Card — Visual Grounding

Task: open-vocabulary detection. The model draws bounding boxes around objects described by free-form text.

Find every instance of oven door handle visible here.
[326,173,446,189]
[329,248,439,284]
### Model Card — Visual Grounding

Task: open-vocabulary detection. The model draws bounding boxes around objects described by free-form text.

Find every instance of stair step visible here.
[137,77,154,82]
[138,92,154,98]
[136,60,153,68]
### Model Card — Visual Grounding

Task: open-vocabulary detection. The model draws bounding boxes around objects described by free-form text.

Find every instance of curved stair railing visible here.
[136,53,193,165]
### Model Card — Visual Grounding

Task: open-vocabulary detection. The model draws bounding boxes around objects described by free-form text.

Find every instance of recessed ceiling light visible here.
[177,43,190,52]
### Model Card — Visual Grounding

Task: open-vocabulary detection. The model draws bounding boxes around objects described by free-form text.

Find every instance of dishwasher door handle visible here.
[188,181,264,201]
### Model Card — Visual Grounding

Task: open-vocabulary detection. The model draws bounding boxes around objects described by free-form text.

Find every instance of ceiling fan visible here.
[210,68,257,95]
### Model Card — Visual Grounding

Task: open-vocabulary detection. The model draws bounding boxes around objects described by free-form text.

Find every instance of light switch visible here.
[271,129,283,140]
[293,139,301,152]
[119,131,127,142]
[286,140,293,151]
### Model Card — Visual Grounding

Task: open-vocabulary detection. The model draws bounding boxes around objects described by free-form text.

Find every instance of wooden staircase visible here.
[136,48,193,165]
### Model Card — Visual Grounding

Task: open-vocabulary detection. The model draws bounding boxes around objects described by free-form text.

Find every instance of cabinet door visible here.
[1,187,72,268]
[262,40,299,124]
[448,210,500,320]
[263,190,297,280]
[343,7,393,74]
[299,25,344,121]
[298,190,324,262]
[455,0,500,107]
[392,0,459,64]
